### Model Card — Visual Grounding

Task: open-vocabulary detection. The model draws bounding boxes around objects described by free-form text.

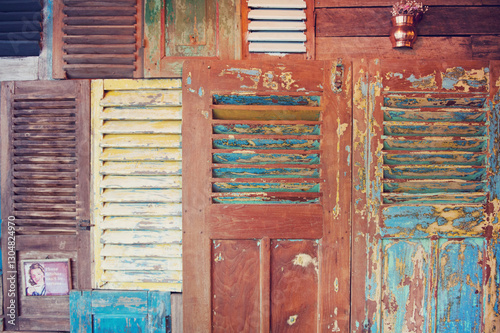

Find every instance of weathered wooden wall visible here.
[314,0,500,60]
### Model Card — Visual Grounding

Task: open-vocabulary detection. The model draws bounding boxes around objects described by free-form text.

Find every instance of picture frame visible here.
[21,259,72,297]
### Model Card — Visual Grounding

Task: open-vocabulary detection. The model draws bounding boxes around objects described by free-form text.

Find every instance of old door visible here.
[352,60,500,332]
[1,80,91,331]
[183,60,351,332]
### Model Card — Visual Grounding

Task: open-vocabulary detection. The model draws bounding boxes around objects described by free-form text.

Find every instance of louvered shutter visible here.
[53,0,142,79]
[1,80,90,331]
[352,60,500,332]
[92,79,182,291]
[0,0,42,57]
[241,0,314,60]
[183,60,351,332]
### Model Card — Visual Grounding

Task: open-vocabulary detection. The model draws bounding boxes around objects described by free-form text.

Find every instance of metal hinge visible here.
[78,219,94,231]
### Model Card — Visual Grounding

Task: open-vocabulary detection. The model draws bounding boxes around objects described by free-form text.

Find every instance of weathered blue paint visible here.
[384,96,486,108]
[346,145,351,166]
[70,290,171,333]
[441,67,489,91]
[212,182,320,193]
[383,180,487,193]
[437,238,483,333]
[381,205,486,237]
[383,138,487,152]
[213,167,320,178]
[213,153,320,165]
[489,91,500,200]
[383,194,487,204]
[384,166,486,181]
[384,124,487,137]
[405,73,437,89]
[213,94,321,106]
[213,196,319,204]
[213,124,320,135]
[213,138,320,150]
[384,153,486,166]
[384,109,487,122]
[382,239,431,332]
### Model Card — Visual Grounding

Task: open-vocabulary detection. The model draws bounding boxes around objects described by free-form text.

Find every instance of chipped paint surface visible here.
[442,67,489,92]
[92,80,183,292]
[292,253,318,275]
[287,315,298,325]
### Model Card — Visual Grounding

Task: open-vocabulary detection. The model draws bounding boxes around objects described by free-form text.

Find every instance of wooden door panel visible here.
[352,59,500,333]
[183,60,351,332]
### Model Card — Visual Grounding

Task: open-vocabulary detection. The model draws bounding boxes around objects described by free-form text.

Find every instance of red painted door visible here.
[182,60,351,332]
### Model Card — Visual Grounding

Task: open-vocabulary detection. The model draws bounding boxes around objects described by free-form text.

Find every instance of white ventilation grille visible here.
[247,0,307,53]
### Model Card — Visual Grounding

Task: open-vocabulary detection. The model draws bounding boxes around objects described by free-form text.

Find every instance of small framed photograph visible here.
[21,259,72,296]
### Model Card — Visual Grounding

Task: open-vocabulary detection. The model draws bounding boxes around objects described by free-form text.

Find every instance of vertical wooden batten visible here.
[92,79,183,292]
[1,80,91,331]
[52,0,143,79]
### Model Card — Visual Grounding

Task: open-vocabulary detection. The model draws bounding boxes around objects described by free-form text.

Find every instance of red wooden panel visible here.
[212,240,261,332]
[271,240,319,332]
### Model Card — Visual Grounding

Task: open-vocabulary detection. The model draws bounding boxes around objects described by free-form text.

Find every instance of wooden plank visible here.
[101,90,182,107]
[212,240,261,332]
[316,7,500,36]
[208,204,323,239]
[102,107,182,120]
[316,37,473,60]
[472,35,500,60]
[0,57,38,81]
[315,0,481,6]
[100,175,182,188]
[271,240,318,332]
[70,291,92,333]
[100,244,182,257]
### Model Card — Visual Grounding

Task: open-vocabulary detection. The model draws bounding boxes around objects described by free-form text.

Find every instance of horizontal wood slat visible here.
[53,0,141,79]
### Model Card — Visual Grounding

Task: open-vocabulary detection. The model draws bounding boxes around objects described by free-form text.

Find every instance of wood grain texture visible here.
[316,7,500,36]
[271,240,318,332]
[315,0,482,6]
[212,240,261,332]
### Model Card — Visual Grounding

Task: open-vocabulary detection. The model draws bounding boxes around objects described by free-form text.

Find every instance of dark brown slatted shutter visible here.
[1,80,90,331]
[53,0,142,79]
[0,0,42,57]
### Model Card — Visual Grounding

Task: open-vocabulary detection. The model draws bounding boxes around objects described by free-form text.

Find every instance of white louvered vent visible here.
[247,0,307,53]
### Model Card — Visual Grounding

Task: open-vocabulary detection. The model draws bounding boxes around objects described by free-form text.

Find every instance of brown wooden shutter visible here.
[1,80,90,331]
[351,60,500,332]
[52,0,142,79]
[183,60,351,332]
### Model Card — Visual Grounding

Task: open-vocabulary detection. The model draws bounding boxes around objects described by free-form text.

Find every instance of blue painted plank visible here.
[383,153,486,166]
[213,124,320,135]
[91,290,149,315]
[213,167,320,178]
[383,96,486,109]
[384,109,487,122]
[384,166,486,181]
[93,316,147,333]
[148,291,171,333]
[213,153,320,165]
[0,41,40,56]
[437,238,484,333]
[70,291,92,333]
[213,138,320,150]
[213,94,321,106]
[0,1,42,12]
[383,138,487,152]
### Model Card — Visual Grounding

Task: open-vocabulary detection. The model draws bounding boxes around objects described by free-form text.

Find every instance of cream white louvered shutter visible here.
[243,0,314,59]
[92,79,182,291]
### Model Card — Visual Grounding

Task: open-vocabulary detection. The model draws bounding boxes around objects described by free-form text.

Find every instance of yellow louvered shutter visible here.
[91,79,182,291]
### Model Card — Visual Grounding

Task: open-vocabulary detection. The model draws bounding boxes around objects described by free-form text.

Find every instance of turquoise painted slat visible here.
[383,166,486,181]
[213,94,321,106]
[148,291,171,333]
[213,167,319,178]
[381,239,431,333]
[213,123,320,135]
[213,138,320,150]
[381,205,486,237]
[384,124,487,137]
[213,196,319,204]
[383,180,487,193]
[383,96,486,108]
[383,138,487,152]
[382,193,487,204]
[213,152,320,165]
[213,182,320,193]
[383,109,488,122]
[383,153,485,166]
[437,238,484,333]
